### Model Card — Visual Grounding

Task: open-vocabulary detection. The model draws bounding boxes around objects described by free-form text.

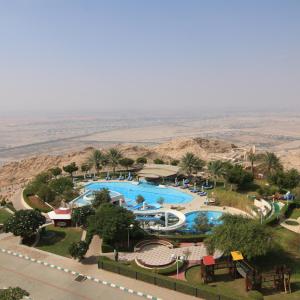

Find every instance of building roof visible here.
[231,251,244,261]
[137,164,179,179]
[202,255,215,266]
[48,207,71,220]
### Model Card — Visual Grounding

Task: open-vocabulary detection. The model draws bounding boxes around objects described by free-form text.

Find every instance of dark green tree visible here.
[170,159,180,166]
[269,168,300,190]
[180,152,205,176]
[262,152,282,176]
[88,203,136,246]
[68,241,88,260]
[136,157,147,164]
[205,214,272,259]
[193,212,212,233]
[4,210,46,239]
[81,163,92,178]
[36,184,56,203]
[63,162,78,178]
[208,160,226,187]
[119,158,134,171]
[49,177,74,195]
[88,150,106,175]
[71,206,95,227]
[136,194,145,204]
[106,148,122,175]
[0,287,29,300]
[49,167,62,178]
[92,189,111,208]
[153,158,164,164]
[223,164,253,190]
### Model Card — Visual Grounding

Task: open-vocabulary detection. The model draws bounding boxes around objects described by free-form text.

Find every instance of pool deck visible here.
[76,180,248,216]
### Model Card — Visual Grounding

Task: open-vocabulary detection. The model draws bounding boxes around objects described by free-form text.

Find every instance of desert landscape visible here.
[1,111,300,202]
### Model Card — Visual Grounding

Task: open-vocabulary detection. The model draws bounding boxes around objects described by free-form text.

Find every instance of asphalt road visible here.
[0,252,141,300]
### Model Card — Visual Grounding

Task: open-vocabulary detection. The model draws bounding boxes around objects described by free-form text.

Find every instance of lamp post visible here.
[171,254,186,278]
[127,224,134,249]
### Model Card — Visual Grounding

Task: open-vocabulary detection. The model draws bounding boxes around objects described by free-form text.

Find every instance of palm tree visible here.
[106,148,122,175]
[248,151,256,176]
[180,152,205,177]
[262,152,282,176]
[207,160,224,187]
[88,150,105,175]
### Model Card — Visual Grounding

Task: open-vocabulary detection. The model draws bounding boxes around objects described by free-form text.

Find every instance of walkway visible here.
[119,242,222,266]
[0,233,199,300]
[280,217,300,234]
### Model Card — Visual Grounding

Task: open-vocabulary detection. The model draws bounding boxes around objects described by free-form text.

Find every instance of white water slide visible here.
[133,208,186,232]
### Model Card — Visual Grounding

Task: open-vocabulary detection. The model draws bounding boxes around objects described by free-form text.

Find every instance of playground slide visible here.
[133,208,186,232]
[235,260,253,278]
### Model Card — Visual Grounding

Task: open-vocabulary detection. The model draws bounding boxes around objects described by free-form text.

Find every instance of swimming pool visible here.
[183,210,224,232]
[80,181,193,206]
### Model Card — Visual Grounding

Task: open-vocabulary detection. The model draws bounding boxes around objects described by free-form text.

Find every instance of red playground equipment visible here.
[200,251,291,293]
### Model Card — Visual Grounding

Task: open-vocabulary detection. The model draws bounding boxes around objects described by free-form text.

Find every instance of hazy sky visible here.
[0,0,299,113]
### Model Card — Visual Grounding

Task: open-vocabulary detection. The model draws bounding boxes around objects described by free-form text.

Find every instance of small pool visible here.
[80,181,193,206]
[183,210,224,232]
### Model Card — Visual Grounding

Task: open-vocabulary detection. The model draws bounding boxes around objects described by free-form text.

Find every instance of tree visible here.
[36,183,56,203]
[119,158,134,171]
[92,189,111,208]
[88,150,106,175]
[136,194,145,204]
[49,177,73,195]
[157,197,165,205]
[81,163,92,178]
[49,167,62,178]
[68,241,88,260]
[4,210,46,239]
[262,152,282,176]
[71,206,95,227]
[0,287,29,300]
[248,151,257,176]
[205,214,272,259]
[222,163,253,190]
[136,157,147,164]
[88,203,136,246]
[106,148,122,175]
[170,159,180,166]
[63,162,78,178]
[208,160,225,187]
[180,152,205,176]
[193,212,212,234]
[154,158,164,164]
[269,168,300,190]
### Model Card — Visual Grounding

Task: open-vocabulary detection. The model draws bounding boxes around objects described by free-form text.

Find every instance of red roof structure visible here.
[202,255,215,266]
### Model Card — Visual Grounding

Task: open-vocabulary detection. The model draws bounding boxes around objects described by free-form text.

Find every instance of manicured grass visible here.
[185,265,249,299]
[290,208,300,220]
[0,208,12,223]
[36,225,82,257]
[208,187,253,212]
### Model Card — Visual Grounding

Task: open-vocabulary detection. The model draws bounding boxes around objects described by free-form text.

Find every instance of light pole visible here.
[171,254,186,278]
[127,224,134,249]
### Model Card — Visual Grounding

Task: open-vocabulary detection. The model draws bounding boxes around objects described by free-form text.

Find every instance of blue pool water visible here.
[183,211,224,232]
[82,181,193,205]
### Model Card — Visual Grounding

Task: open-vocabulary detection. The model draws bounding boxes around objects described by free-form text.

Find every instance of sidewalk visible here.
[0,234,200,300]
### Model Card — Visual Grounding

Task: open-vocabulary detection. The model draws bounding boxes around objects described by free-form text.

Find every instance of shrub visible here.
[136,157,147,164]
[247,290,264,300]
[154,158,164,164]
[68,241,88,260]
[101,242,114,253]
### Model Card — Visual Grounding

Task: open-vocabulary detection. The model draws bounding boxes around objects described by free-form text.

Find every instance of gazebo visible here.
[137,164,179,182]
[48,207,72,227]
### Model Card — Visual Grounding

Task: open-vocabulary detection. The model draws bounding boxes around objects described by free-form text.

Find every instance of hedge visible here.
[158,233,208,243]
[101,243,114,253]
[98,256,246,300]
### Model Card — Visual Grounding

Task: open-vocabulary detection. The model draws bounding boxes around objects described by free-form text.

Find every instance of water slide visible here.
[132,208,186,232]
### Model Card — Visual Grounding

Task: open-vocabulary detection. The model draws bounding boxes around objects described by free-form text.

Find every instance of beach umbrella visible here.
[175,177,178,184]
[194,183,196,189]
[128,171,131,178]
[201,186,204,192]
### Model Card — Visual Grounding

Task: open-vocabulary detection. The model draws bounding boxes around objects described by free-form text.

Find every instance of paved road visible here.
[0,252,141,300]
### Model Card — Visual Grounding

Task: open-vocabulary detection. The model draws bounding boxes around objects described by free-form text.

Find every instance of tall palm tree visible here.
[262,151,282,176]
[180,152,205,177]
[88,150,105,175]
[106,148,122,175]
[248,151,256,176]
[207,160,224,187]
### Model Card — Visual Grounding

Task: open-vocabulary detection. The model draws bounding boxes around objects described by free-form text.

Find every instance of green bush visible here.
[247,290,263,300]
[101,243,114,253]
[159,233,207,243]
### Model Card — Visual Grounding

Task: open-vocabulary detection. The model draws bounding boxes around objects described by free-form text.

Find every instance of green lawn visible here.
[36,225,83,257]
[0,208,12,223]
[208,187,254,212]
[289,208,300,220]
